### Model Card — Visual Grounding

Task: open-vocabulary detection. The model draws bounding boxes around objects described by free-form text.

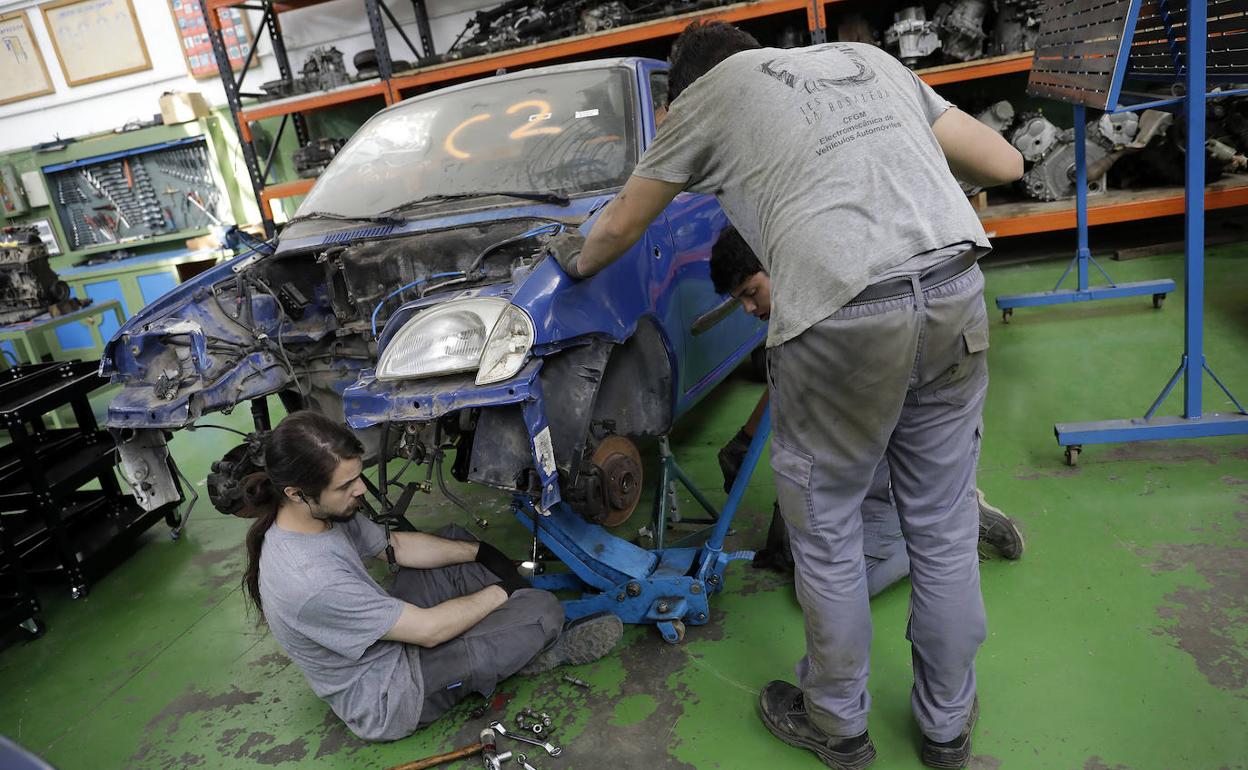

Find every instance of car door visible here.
[637,64,765,412]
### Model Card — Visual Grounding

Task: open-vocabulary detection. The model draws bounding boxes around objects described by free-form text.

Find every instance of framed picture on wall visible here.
[0,11,56,106]
[41,0,152,87]
[28,218,63,257]
[167,0,254,79]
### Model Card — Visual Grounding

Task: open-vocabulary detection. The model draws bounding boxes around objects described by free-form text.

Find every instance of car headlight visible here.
[376,298,508,381]
[476,304,535,385]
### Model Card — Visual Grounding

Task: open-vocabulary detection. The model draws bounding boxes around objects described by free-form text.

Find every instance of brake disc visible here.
[589,435,642,527]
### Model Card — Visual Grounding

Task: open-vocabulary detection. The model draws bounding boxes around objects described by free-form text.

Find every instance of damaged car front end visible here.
[102,59,765,636]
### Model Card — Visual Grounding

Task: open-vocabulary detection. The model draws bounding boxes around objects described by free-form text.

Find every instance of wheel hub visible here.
[589,435,642,527]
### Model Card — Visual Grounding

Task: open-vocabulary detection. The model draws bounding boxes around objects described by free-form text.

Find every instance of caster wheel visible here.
[1153,293,1166,309]
[170,528,181,541]
[657,619,686,644]
[1002,308,1013,324]
[1064,445,1081,467]
[19,617,46,639]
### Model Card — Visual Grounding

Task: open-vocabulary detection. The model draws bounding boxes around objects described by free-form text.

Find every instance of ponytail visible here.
[240,472,280,620]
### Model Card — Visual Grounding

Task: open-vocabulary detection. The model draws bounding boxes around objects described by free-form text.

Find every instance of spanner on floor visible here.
[488,721,562,757]
[515,753,539,770]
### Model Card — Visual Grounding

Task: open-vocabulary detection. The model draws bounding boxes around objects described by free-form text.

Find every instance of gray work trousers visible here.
[767,264,988,743]
[861,459,910,598]
[388,525,564,727]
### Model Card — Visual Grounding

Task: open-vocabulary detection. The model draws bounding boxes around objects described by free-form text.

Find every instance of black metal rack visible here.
[197,0,435,237]
[0,361,178,609]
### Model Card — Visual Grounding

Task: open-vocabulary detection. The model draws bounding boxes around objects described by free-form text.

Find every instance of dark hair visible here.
[240,410,365,618]
[710,226,765,295]
[668,21,761,104]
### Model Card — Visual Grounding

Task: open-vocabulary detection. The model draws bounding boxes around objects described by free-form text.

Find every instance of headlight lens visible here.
[376,298,508,381]
[476,304,535,385]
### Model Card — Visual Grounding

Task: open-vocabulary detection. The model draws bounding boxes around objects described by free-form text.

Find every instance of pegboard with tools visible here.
[42,137,226,252]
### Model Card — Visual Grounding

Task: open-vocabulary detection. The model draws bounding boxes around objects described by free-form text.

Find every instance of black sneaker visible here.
[758,680,877,770]
[977,490,1024,560]
[519,612,622,675]
[920,696,979,769]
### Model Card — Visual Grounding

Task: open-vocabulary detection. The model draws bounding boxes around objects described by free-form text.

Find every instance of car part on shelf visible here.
[989,0,1045,55]
[0,226,73,325]
[260,46,351,100]
[293,138,347,179]
[885,6,941,67]
[1021,133,1109,201]
[1010,112,1060,162]
[934,0,989,62]
[441,1,734,63]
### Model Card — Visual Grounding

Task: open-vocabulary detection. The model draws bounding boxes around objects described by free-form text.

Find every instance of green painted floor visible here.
[3,246,1248,770]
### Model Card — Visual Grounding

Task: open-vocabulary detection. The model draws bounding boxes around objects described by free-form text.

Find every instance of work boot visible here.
[752,502,795,573]
[976,489,1024,560]
[718,428,752,493]
[518,612,622,675]
[758,680,877,770]
[920,697,979,769]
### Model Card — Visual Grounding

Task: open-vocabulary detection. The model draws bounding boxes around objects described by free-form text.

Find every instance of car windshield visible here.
[296,67,637,218]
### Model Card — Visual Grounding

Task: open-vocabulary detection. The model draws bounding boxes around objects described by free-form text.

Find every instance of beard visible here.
[319,502,361,523]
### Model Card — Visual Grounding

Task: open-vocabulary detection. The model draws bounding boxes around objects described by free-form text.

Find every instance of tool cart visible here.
[0,361,180,603]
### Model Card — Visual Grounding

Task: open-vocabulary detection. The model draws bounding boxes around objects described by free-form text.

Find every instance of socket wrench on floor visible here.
[488,721,562,756]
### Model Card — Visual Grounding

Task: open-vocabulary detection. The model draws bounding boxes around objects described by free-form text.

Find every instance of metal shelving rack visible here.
[198,0,437,236]
[201,0,1248,241]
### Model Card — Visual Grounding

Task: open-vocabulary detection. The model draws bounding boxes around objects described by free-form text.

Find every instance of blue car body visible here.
[101,58,764,523]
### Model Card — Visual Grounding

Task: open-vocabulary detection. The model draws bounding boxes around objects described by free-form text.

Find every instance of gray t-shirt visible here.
[260,514,421,741]
[634,42,991,347]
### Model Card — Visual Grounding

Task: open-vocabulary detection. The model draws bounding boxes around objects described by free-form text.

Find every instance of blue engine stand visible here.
[994,105,1175,322]
[1020,0,1248,461]
[513,404,770,643]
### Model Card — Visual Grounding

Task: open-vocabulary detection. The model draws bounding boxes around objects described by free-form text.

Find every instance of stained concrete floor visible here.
[2,246,1248,770]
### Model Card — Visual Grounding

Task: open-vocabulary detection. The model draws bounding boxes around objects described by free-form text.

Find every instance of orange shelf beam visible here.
[391,0,814,93]
[980,179,1248,238]
[258,178,316,221]
[239,81,390,127]
[917,51,1034,86]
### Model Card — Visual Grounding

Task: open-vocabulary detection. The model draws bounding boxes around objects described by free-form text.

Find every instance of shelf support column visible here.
[198,0,274,237]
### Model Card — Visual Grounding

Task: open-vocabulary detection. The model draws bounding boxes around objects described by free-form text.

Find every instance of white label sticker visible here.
[575,109,600,119]
[533,427,557,478]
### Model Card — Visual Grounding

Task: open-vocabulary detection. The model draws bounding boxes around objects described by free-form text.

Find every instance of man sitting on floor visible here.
[239,410,622,741]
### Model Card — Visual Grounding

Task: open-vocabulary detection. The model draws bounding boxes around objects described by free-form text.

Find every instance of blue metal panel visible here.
[40,137,204,173]
[137,272,179,306]
[0,341,18,365]
[83,279,128,342]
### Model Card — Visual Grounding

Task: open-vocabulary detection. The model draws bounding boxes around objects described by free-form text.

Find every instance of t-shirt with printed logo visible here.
[634,42,991,347]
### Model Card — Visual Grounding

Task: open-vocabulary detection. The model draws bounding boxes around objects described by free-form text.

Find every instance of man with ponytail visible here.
[241,411,621,741]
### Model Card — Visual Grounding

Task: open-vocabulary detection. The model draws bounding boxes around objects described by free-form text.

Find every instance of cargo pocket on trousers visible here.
[934,316,990,406]
[770,436,815,534]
